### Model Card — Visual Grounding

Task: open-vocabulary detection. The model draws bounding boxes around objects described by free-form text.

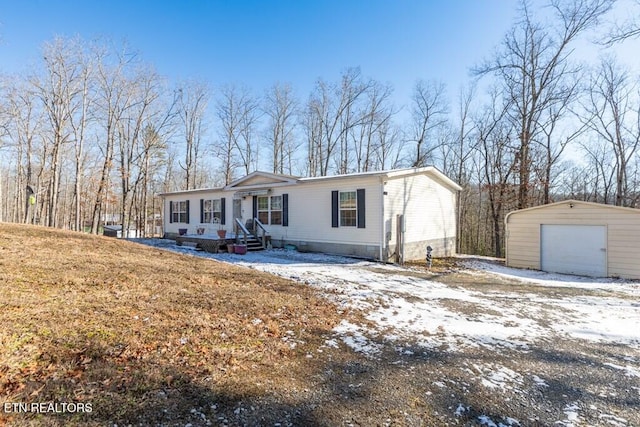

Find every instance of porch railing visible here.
[253,218,268,248]
[234,218,249,245]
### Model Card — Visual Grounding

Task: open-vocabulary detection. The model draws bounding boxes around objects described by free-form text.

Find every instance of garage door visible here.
[540,225,607,277]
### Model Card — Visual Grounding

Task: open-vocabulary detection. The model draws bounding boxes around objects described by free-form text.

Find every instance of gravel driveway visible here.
[138,240,640,426]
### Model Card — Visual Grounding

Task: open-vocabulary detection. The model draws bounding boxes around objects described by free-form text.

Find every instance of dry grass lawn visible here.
[0,224,344,426]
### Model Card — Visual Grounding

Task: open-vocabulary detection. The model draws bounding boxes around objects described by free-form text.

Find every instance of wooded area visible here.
[1,0,638,257]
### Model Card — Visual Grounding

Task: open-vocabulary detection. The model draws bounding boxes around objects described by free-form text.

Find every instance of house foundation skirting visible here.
[274,239,381,260]
[162,233,455,264]
[387,236,456,262]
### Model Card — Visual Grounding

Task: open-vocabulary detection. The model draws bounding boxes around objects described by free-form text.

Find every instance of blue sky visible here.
[2,0,638,118]
[0,1,519,108]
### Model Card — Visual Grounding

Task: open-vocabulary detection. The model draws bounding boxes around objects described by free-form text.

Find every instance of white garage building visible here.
[505,200,640,279]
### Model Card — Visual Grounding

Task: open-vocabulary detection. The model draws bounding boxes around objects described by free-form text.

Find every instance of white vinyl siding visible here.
[164,191,232,234]
[506,201,640,279]
[383,174,458,258]
[281,178,380,246]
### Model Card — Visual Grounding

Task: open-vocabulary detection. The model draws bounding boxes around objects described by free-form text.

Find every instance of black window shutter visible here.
[169,201,174,223]
[282,194,289,227]
[331,190,339,228]
[221,197,226,225]
[185,200,190,224]
[252,196,257,220]
[357,189,365,228]
[200,199,204,223]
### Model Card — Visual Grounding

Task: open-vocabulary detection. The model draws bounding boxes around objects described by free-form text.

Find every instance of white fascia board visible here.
[223,181,298,191]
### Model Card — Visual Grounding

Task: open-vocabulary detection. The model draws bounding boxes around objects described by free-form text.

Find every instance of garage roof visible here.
[505,199,640,223]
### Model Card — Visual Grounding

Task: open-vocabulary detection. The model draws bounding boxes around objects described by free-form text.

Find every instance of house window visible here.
[257,195,282,225]
[270,196,282,225]
[203,199,221,223]
[339,191,357,227]
[257,196,269,224]
[172,201,188,223]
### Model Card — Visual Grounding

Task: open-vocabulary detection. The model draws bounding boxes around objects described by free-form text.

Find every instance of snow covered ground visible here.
[135,239,640,426]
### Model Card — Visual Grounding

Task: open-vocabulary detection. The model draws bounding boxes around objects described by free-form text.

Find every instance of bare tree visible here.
[602,0,640,45]
[237,91,261,175]
[3,79,44,224]
[264,83,298,174]
[215,84,259,184]
[91,43,135,234]
[408,79,449,167]
[580,138,617,202]
[31,37,85,227]
[374,120,403,171]
[176,80,210,190]
[67,43,96,231]
[582,56,640,206]
[352,80,395,172]
[475,0,614,209]
[117,66,163,237]
[534,75,586,204]
[440,85,477,182]
[136,125,165,236]
[557,162,594,201]
[304,68,371,176]
[441,85,478,253]
[474,92,516,258]
[302,93,324,177]
[135,93,178,236]
[335,70,373,174]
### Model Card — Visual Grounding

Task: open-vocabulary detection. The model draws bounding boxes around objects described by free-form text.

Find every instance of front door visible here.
[233,199,242,232]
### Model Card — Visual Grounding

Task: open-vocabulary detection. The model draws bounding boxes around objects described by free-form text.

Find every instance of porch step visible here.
[247,241,264,251]
[242,235,264,251]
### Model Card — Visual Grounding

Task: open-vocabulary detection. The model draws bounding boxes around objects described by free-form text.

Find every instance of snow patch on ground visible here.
[134,241,640,357]
[476,415,521,427]
[532,375,549,387]
[333,320,382,356]
[556,402,581,427]
[463,258,640,296]
[454,403,467,416]
[603,362,640,378]
[474,364,523,391]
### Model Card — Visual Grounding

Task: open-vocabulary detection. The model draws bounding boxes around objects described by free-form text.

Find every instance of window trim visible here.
[332,189,364,228]
[172,201,188,223]
[339,191,357,227]
[257,195,283,225]
[202,199,222,224]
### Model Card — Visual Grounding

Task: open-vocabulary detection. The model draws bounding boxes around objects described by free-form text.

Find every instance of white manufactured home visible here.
[505,199,640,279]
[160,167,461,262]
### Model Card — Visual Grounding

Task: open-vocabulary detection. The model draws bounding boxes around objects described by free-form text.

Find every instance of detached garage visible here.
[505,200,640,279]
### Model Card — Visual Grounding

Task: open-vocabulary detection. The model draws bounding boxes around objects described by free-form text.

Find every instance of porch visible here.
[174,218,271,253]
